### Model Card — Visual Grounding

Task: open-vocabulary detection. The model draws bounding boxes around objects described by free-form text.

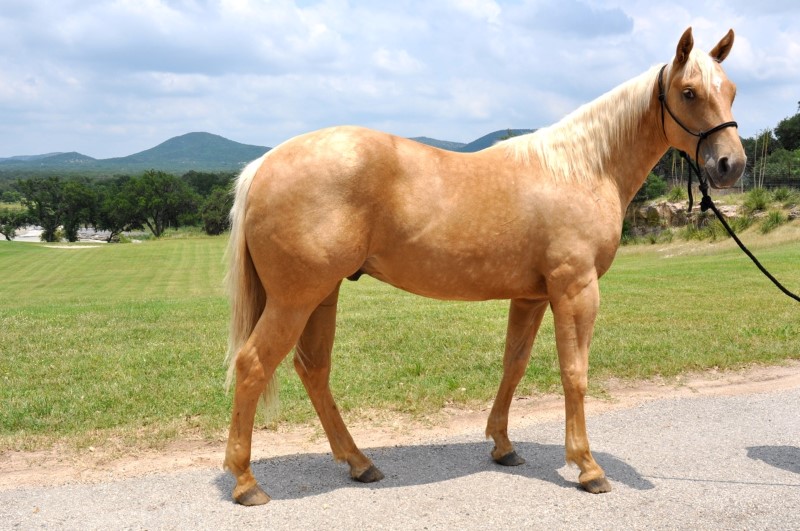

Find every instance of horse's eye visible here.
[682,88,695,100]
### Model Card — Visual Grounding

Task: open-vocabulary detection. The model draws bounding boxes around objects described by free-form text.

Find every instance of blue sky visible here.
[1,0,798,158]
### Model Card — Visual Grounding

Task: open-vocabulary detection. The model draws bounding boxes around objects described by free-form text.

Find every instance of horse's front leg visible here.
[486,298,548,465]
[550,273,611,493]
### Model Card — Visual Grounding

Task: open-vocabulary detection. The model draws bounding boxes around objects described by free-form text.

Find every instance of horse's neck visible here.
[601,77,670,209]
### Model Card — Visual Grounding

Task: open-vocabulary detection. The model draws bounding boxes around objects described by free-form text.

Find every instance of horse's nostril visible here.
[718,157,730,175]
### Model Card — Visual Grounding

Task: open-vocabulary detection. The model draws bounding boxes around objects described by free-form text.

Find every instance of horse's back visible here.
[249,125,444,201]
[245,125,478,244]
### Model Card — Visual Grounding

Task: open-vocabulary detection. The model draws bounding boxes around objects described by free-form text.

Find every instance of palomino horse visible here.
[223,27,745,505]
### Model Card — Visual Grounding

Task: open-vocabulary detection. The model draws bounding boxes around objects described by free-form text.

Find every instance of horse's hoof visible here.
[353,465,384,483]
[235,483,271,506]
[581,476,612,494]
[494,450,526,467]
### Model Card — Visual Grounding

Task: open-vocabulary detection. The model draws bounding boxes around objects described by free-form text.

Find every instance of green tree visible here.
[16,177,64,242]
[201,186,233,235]
[633,173,668,202]
[0,181,21,203]
[95,176,143,242]
[125,170,200,237]
[183,171,234,197]
[775,112,800,151]
[61,179,97,242]
[17,177,100,242]
[763,148,800,182]
[0,207,28,241]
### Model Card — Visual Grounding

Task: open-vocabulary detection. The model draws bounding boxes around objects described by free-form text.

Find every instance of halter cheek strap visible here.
[657,64,738,211]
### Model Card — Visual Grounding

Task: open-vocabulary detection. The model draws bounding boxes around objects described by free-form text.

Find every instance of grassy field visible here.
[1,226,798,452]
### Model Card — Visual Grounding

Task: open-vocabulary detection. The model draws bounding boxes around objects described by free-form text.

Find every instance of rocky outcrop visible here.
[624,200,743,237]
[626,200,742,228]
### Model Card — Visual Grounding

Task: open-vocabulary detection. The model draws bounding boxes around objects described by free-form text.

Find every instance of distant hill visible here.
[40,152,97,165]
[0,153,65,162]
[0,132,270,177]
[410,130,536,153]
[458,129,536,152]
[0,152,98,175]
[104,132,269,170]
[410,137,467,151]
[0,129,536,178]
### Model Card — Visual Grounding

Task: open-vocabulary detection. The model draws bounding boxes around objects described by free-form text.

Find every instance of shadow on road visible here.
[214,440,654,502]
[747,445,800,475]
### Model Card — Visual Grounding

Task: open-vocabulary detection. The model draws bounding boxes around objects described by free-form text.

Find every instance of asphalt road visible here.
[2,384,799,530]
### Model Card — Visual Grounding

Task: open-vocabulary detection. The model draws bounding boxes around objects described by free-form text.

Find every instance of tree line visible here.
[0,170,234,242]
[3,110,799,241]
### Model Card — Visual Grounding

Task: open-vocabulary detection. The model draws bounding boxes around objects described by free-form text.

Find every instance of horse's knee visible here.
[559,366,588,396]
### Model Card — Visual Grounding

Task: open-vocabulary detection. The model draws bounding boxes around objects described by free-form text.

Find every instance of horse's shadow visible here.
[214,440,654,501]
[747,446,800,475]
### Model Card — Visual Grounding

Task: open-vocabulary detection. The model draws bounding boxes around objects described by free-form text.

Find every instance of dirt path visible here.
[2,361,799,491]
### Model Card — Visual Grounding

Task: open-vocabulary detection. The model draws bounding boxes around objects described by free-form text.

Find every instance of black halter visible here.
[657,64,738,211]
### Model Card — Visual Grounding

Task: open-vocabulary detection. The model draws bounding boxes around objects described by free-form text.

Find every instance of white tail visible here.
[224,153,269,392]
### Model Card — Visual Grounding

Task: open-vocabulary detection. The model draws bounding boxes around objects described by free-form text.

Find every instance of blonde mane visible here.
[502,49,715,184]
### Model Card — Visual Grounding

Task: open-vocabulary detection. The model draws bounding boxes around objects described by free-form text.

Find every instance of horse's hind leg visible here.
[550,274,611,493]
[486,298,548,465]
[293,283,384,483]
[224,300,315,506]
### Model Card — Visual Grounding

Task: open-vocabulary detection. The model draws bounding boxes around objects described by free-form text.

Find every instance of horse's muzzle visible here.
[704,154,746,189]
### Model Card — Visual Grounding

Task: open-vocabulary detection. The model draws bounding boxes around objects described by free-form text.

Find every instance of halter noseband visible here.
[657,64,738,211]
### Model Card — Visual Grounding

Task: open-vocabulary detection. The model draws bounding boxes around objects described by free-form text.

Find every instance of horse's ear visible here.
[709,29,735,63]
[673,27,694,68]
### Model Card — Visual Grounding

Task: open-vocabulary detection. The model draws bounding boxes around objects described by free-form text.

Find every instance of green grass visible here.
[760,210,787,234]
[743,187,772,213]
[1,232,798,452]
[0,238,230,450]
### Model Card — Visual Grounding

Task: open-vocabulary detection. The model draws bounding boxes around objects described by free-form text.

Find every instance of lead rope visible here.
[679,150,800,303]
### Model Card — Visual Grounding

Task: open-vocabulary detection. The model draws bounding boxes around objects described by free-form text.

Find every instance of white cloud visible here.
[447,0,502,25]
[0,0,798,158]
[372,48,424,75]
[510,0,633,37]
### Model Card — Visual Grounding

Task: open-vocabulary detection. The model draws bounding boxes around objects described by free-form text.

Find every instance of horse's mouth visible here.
[705,170,722,189]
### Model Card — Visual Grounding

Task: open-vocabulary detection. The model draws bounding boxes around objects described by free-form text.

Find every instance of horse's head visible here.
[661,27,746,189]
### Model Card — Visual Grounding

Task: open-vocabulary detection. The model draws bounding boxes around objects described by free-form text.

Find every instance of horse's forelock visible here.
[681,48,720,93]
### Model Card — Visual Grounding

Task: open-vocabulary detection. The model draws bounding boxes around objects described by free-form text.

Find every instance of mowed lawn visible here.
[1,230,798,451]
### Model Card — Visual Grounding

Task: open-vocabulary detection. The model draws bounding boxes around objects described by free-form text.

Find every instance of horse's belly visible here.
[360,251,545,301]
